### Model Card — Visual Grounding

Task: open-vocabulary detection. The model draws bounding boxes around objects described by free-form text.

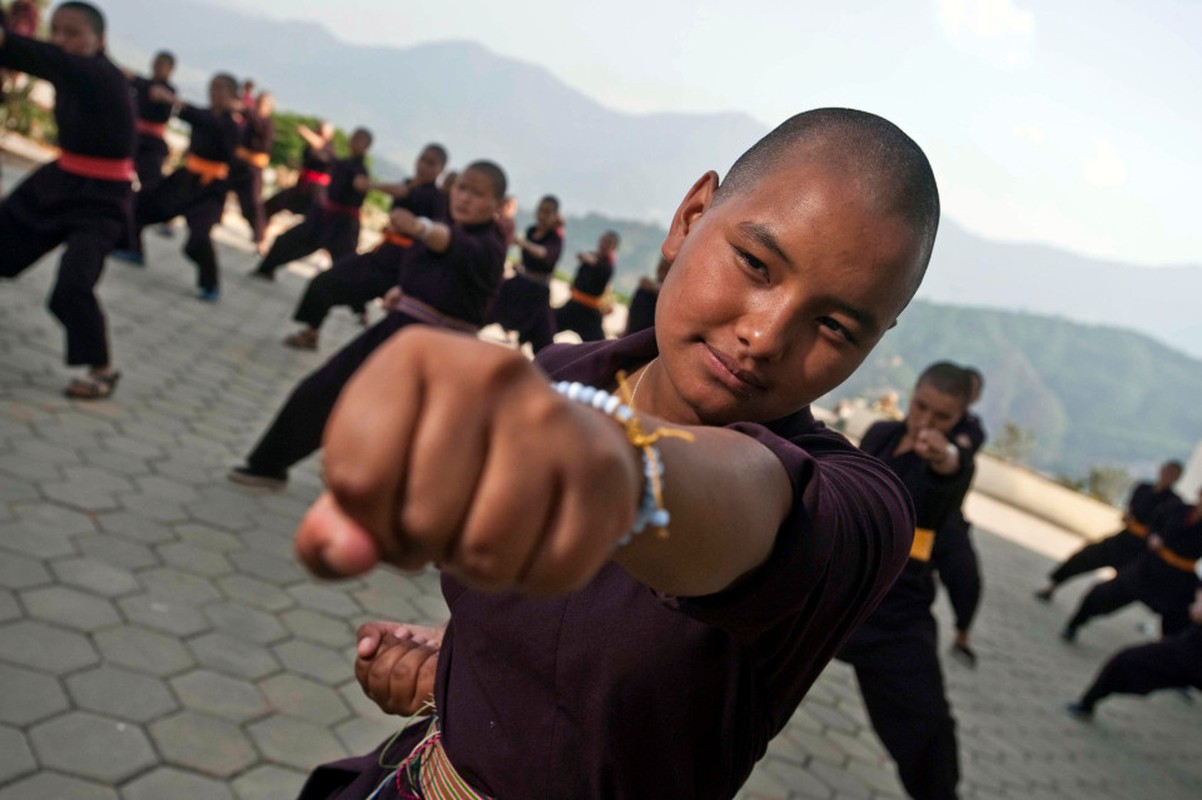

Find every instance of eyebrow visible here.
[736,221,882,338]
[736,222,793,268]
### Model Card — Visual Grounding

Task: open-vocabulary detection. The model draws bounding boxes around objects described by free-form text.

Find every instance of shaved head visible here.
[716,108,940,291]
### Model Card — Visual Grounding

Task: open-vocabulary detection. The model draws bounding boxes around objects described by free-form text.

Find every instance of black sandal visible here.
[65,371,121,400]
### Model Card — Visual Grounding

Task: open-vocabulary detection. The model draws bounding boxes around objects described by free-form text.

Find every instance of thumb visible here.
[295,492,381,579]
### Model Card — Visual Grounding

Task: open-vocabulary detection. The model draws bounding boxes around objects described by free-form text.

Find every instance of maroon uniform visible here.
[489,223,564,352]
[129,75,175,193]
[0,28,135,368]
[296,329,914,800]
[132,103,241,293]
[229,106,275,245]
[555,251,614,341]
[254,154,368,279]
[264,141,333,220]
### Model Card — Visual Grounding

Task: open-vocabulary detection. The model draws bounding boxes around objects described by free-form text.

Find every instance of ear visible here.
[661,171,719,262]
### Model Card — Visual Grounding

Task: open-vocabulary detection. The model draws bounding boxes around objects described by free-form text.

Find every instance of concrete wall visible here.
[837,406,1123,542]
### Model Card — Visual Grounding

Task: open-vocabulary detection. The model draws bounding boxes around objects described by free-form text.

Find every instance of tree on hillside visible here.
[989,421,1036,465]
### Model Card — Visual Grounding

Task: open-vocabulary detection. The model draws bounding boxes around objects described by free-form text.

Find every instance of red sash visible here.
[135,119,167,139]
[58,151,134,182]
[300,169,332,186]
[322,199,362,218]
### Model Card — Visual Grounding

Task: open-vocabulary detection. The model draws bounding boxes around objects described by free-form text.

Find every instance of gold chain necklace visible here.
[630,357,656,410]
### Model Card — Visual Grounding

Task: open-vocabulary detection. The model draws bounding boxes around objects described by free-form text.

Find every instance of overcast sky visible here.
[211,0,1199,267]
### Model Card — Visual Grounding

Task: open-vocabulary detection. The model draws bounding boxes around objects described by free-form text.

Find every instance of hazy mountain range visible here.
[99,0,1202,362]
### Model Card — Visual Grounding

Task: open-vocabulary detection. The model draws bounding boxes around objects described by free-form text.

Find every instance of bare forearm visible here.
[614,426,791,597]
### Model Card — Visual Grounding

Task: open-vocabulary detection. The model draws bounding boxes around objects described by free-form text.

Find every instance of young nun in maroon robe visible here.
[487,194,564,353]
[125,73,243,300]
[264,120,335,221]
[555,229,618,342]
[229,91,276,253]
[0,2,135,399]
[287,109,943,800]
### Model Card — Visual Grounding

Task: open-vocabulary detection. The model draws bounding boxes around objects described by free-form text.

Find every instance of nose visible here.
[733,298,796,362]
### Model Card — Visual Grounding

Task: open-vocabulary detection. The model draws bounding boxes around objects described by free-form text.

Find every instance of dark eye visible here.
[734,247,768,277]
[819,317,858,346]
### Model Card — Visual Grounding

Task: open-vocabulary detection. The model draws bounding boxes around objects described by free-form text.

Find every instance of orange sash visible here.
[1156,547,1197,573]
[382,229,415,248]
[910,528,936,562]
[1127,521,1149,538]
[185,154,230,185]
[235,146,270,169]
[58,151,134,182]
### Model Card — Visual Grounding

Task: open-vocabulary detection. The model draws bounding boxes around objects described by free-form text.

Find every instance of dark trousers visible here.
[555,298,605,342]
[932,520,982,633]
[134,170,228,291]
[256,211,360,278]
[230,164,266,244]
[1081,626,1202,708]
[1050,530,1145,586]
[490,274,556,352]
[246,311,418,474]
[134,136,169,194]
[1066,569,1192,638]
[264,181,319,221]
[293,246,402,330]
[0,164,129,366]
[839,616,960,800]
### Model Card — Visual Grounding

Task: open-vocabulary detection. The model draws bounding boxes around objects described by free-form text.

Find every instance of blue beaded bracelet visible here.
[549,377,691,546]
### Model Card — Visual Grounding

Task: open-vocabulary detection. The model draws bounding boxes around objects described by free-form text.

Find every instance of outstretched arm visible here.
[296,124,326,150]
[295,328,792,598]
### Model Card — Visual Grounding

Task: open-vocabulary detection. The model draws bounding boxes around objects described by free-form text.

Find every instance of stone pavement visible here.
[1,195,1200,799]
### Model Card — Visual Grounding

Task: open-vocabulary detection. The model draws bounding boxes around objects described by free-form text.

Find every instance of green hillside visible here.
[825,301,1202,479]
[513,214,1201,482]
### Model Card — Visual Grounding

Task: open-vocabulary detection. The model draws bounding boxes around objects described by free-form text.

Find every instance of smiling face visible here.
[450,168,501,226]
[650,158,924,425]
[50,8,103,56]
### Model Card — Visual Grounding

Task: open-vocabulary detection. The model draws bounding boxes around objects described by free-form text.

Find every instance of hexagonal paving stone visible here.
[281,607,353,648]
[174,522,243,552]
[74,534,158,571]
[121,767,236,800]
[232,764,308,800]
[0,663,72,727]
[94,624,195,676]
[247,714,348,770]
[157,542,234,578]
[229,550,307,586]
[0,725,36,784]
[140,566,222,605]
[94,510,175,544]
[0,588,19,622]
[117,593,211,636]
[260,673,351,725]
[66,665,178,723]
[170,669,269,722]
[28,711,156,783]
[335,715,403,757]
[20,585,122,631]
[288,583,361,617]
[188,631,280,680]
[40,466,132,512]
[149,710,258,778]
[273,639,353,685]
[0,552,52,590]
[202,600,288,644]
[49,557,140,597]
[0,517,77,559]
[217,574,294,612]
[0,620,98,673]
[0,772,118,800]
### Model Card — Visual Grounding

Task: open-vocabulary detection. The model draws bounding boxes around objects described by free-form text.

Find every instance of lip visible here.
[703,344,767,393]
